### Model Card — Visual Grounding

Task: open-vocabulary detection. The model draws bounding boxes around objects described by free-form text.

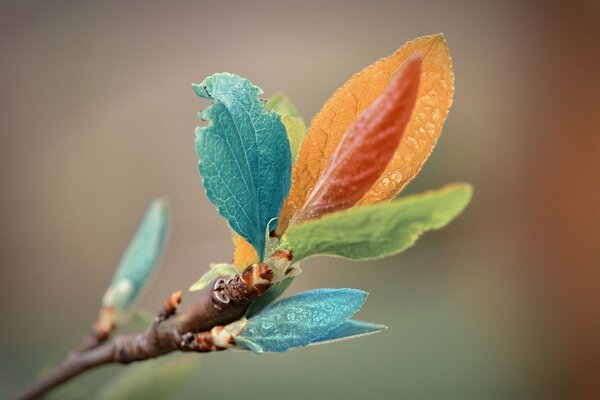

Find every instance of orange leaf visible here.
[291,54,422,224]
[232,235,258,270]
[277,34,454,235]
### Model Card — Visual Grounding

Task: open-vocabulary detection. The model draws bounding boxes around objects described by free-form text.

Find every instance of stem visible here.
[16,345,115,400]
[16,256,290,400]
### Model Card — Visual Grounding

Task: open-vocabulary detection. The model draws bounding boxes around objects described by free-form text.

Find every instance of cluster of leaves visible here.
[101,34,469,356]
[188,34,468,353]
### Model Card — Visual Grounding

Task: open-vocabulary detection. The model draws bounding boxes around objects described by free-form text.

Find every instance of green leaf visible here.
[279,183,472,261]
[189,263,239,292]
[194,73,292,260]
[131,310,154,327]
[281,115,306,165]
[97,355,198,400]
[266,94,306,165]
[235,288,368,353]
[102,199,169,310]
[265,93,303,120]
[245,277,295,318]
[310,320,387,345]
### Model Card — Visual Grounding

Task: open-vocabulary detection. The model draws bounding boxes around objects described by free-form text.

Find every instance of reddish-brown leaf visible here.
[291,54,422,224]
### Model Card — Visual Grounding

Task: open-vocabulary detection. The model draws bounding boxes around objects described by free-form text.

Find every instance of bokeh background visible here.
[1,0,599,398]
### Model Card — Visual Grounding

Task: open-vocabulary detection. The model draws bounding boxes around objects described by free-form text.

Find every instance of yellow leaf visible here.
[266,94,307,165]
[232,234,258,270]
[281,114,306,165]
[277,34,454,235]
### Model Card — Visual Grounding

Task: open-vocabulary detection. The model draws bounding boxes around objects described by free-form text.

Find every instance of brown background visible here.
[1,0,599,398]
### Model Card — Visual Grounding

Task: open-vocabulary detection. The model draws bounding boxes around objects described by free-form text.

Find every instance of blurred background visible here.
[1,0,599,398]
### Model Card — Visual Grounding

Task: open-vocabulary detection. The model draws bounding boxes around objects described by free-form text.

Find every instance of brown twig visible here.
[76,306,116,352]
[16,256,290,400]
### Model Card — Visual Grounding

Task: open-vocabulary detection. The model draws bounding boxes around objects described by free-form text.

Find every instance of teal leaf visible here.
[97,355,198,400]
[193,73,292,259]
[279,183,472,261]
[236,288,367,353]
[245,277,295,318]
[189,263,239,292]
[102,199,169,310]
[310,320,387,345]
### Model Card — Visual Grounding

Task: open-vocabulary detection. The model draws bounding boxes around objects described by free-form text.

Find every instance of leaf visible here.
[265,93,303,120]
[279,183,472,261]
[97,355,198,400]
[194,73,292,259]
[189,270,218,292]
[235,288,367,353]
[310,320,387,345]
[102,199,169,310]
[291,55,422,224]
[232,234,258,270]
[266,93,306,164]
[277,34,454,234]
[131,310,154,326]
[189,263,239,292]
[245,277,295,318]
[281,115,306,165]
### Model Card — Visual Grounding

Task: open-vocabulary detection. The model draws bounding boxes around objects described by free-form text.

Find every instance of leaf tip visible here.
[336,288,369,311]
[447,182,474,203]
[191,82,209,99]
[149,197,169,214]
[430,32,446,41]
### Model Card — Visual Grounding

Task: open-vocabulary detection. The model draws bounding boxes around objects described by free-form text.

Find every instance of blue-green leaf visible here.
[193,73,292,259]
[235,288,367,353]
[310,320,387,345]
[245,277,295,318]
[102,199,169,310]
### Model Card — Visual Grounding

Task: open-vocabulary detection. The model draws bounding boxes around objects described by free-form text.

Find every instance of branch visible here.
[16,254,291,400]
[76,306,116,352]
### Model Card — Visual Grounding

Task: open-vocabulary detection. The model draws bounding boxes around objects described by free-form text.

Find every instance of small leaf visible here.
[189,270,218,292]
[232,234,259,270]
[194,73,292,259]
[292,55,421,224]
[281,115,306,165]
[97,355,198,400]
[213,263,239,275]
[102,199,168,310]
[189,263,239,292]
[279,183,472,261]
[131,310,154,327]
[265,93,303,120]
[278,34,454,234]
[266,94,306,165]
[235,288,367,353]
[245,277,295,318]
[310,320,387,345]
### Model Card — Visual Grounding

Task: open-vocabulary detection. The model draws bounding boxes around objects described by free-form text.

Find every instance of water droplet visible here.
[390,172,402,183]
